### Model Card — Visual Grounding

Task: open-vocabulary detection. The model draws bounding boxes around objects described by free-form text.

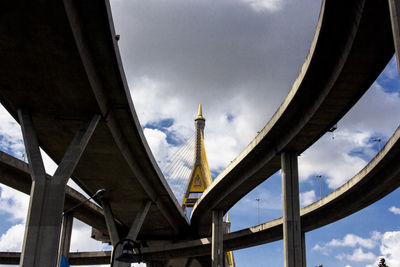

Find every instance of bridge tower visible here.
[182,104,212,208]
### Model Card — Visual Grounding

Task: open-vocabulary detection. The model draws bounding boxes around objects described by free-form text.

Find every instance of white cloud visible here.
[379,231,400,266]
[299,190,316,207]
[70,219,106,252]
[299,131,369,189]
[0,224,25,251]
[0,185,29,222]
[143,128,174,165]
[389,206,400,215]
[0,104,24,158]
[337,248,376,262]
[240,0,284,12]
[328,234,378,249]
[299,80,400,192]
[313,232,381,257]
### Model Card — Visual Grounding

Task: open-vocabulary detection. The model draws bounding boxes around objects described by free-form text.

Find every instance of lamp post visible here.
[373,137,382,151]
[316,175,322,199]
[255,197,260,224]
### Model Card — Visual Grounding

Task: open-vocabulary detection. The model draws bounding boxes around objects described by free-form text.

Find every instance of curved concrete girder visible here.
[0,0,189,239]
[192,0,395,235]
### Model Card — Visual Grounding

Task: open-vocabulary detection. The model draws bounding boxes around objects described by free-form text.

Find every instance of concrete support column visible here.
[102,200,128,267]
[59,214,74,260]
[389,0,400,77]
[281,152,304,267]
[18,109,99,267]
[211,210,224,267]
[102,200,152,267]
[302,232,307,267]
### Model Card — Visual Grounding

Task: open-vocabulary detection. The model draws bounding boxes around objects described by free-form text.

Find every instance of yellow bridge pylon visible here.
[161,105,235,266]
[182,104,212,208]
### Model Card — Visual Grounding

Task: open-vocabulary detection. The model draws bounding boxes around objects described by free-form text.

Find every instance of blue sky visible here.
[1,0,400,266]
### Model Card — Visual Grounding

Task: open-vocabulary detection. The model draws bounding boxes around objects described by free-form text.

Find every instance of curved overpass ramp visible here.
[192,0,395,236]
[0,0,189,240]
[138,123,400,260]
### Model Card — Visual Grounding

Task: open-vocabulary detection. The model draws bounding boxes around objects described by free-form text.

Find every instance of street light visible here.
[373,137,382,151]
[316,175,323,199]
[255,198,260,224]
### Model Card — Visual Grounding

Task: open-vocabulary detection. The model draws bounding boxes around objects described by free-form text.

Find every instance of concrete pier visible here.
[18,110,99,267]
[59,214,73,260]
[281,152,304,267]
[212,210,224,267]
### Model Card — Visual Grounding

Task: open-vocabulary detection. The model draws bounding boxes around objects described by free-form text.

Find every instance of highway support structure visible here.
[102,199,153,267]
[58,213,74,264]
[281,152,305,267]
[389,0,400,79]
[212,210,224,267]
[18,109,100,267]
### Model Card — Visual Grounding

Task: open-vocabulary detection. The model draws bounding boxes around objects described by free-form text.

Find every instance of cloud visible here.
[0,104,24,158]
[313,232,381,256]
[299,190,316,207]
[110,0,321,172]
[240,0,284,12]
[299,79,400,191]
[337,248,376,262]
[0,224,25,251]
[389,206,400,215]
[0,185,29,223]
[366,231,400,267]
[143,128,174,164]
[70,219,107,252]
[379,231,400,266]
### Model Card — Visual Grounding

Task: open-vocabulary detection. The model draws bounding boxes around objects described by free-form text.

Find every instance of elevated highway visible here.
[0,0,400,265]
[139,123,400,260]
[0,0,189,244]
[191,0,396,236]
[3,120,399,264]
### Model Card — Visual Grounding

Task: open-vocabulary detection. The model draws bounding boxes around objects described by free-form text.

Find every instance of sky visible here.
[0,0,400,266]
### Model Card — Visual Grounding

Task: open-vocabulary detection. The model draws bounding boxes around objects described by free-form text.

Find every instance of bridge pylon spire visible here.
[182,104,212,208]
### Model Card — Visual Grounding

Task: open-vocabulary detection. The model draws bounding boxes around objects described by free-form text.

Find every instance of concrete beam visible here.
[0,251,112,265]
[281,152,304,267]
[389,0,400,77]
[101,200,128,267]
[18,110,99,267]
[212,210,224,267]
[53,114,101,185]
[127,200,152,240]
[59,214,74,260]
[102,200,152,266]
